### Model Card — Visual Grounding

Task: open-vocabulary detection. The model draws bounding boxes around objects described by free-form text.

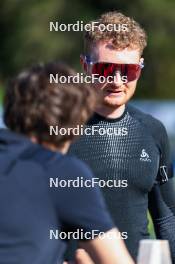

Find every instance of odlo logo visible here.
[140,149,151,162]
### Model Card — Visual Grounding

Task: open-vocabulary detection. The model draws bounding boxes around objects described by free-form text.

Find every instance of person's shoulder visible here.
[26,145,93,183]
[65,155,93,174]
[52,154,94,181]
[127,104,167,134]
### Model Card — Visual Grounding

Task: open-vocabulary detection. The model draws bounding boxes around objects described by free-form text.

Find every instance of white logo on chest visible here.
[140,149,151,162]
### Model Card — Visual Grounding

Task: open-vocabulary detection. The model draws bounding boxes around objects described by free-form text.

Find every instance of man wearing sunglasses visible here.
[68,11,175,263]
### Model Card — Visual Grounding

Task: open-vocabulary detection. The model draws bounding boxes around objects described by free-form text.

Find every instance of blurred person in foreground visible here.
[0,62,134,264]
[68,11,175,263]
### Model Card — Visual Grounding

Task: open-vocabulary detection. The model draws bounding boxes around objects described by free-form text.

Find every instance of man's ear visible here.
[139,57,144,68]
[80,55,87,72]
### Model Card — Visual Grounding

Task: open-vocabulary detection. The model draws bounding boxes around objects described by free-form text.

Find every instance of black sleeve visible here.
[136,111,174,184]
[148,184,175,264]
[154,121,175,215]
[148,121,175,263]
[160,178,175,216]
[50,156,115,239]
[155,121,173,184]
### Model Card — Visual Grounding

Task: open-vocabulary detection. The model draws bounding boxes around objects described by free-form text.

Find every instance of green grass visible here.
[148,212,155,238]
[0,86,4,105]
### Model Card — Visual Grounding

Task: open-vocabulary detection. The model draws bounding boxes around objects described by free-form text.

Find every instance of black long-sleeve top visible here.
[149,180,175,264]
[69,104,175,261]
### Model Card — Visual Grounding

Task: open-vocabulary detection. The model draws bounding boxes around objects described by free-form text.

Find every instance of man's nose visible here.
[113,71,124,87]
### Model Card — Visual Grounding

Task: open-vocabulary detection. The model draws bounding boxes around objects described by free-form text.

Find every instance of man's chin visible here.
[103,97,127,107]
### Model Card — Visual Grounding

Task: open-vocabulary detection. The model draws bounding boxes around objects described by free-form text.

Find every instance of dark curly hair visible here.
[3,62,97,147]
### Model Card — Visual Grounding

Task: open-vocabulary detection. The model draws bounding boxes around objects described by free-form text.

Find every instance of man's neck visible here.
[95,104,126,119]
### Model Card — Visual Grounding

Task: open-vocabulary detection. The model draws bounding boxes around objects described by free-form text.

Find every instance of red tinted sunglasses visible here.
[82,56,144,82]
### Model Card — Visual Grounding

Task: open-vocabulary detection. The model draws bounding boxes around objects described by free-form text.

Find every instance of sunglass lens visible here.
[92,63,141,82]
[126,65,141,82]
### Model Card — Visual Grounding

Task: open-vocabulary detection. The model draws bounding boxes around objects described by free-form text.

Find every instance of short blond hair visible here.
[84,11,147,54]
